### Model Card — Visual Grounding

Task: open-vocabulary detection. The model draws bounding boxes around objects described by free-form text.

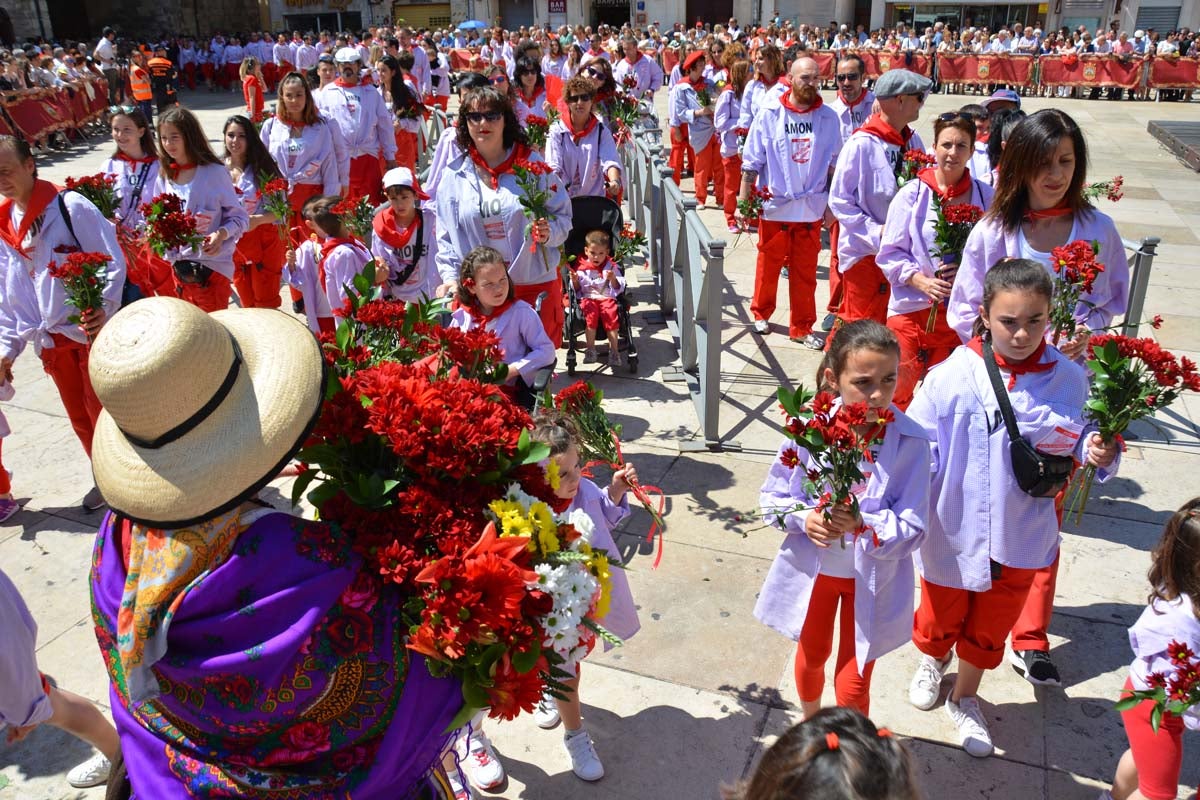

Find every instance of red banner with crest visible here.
[1148,56,1200,88]
[1039,54,1143,88]
[936,54,1036,86]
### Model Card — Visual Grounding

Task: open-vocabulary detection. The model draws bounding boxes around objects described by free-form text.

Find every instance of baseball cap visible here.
[382,167,429,199]
[980,88,1021,109]
[318,53,334,63]
[334,46,360,64]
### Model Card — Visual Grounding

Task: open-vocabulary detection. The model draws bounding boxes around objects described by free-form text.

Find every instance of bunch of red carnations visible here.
[47,249,112,340]
[139,193,205,258]
[1114,640,1200,732]
[65,173,119,219]
[332,193,376,247]
[294,265,619,726]
[524,115,551,151]
[896,149,935,186]
[257,175,291,245]
[1048,239,1105,346]
[513,151,558,270]
[927,201,985,332]
[772,387,893,548]
[737,186,773,231]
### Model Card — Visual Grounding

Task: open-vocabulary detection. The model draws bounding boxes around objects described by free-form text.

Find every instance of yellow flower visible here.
[590,552,612,619]
[490,500,533,540]
[545,459,561,491]
[531,502,559,555]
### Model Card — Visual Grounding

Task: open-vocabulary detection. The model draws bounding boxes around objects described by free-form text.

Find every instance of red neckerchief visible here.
[776,76,791,87]
[977,131,991,144]
[779,92,824,114]
[0,179,59,256]
[459,295,515,324]
[917,166,972,202]
[115,151,156,164]
[334,77,359,88]
[574,256,613,273]
[562,110,599,143]
[372,206,420,249]
[169,161,194,171]
[837,89,869,110]
[967,336,1054,389]
[520,87,539,104]
[625,53,641,66]
[855,113,913,147]
[588,48,604,57]
[319,236,363,264]
[1024,203,1073,222]
[467,142,530,190]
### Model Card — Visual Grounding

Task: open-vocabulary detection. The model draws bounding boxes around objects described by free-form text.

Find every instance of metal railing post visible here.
[1121,236,1160,336]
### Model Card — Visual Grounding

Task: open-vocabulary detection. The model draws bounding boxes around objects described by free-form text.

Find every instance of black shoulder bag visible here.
[57,193,143,308]
[982,336,1074,498]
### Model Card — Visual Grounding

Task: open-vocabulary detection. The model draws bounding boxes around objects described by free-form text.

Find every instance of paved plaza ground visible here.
[1,86,1199,799]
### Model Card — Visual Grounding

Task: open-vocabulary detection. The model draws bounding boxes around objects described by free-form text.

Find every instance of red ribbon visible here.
[612,431,667,569]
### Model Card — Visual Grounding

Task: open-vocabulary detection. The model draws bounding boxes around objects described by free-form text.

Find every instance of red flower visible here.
[1148,671,1169,689]
[325,606,375,657]
[280,721,332,758]
[260,177,289,196]
[515,158,553,176]
[779,447,800,469]
[521,588,554,617]
[485,652,549,720]
[1168,640,1196,665]
[942,203,984,226]
[811,392,835,416]
[1151,314,1164,329]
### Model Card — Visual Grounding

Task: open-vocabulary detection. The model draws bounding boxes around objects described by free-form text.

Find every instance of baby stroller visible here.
[562,195,639,375]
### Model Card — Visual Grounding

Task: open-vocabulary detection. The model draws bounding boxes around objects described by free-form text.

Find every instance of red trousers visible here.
[1120,676,1186,800]
[348,154,384,205]
[794,574,876,715]
[117,231,174,297]
[173,270,232,313]
[827,220,843,314]
[691,138,723,206]
[262,62,277,92]
[752,219,821,338]
[233,224,286,309]
[396,130,418,172]
[201,63,214,84]
[183,62,197,90]
[669,124,695,184]
[0,440,9,495]
[913,569,1037,670]
[515,277,564,346]
[886,307,961,410]
[837,254,889,326]
[39,335,102,458]
[223,63,238,89]
[430,95,449,111]
[721,154,741,227]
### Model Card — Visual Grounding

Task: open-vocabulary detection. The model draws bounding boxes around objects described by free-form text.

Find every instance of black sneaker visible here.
[821,313,837,331]
[292,298,306,315]
[1010,648,1062,686]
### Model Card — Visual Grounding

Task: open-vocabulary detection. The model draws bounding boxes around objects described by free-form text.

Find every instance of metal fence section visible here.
[417,108,449,176]
[622,130,736,452]
[1121,236,1160,337]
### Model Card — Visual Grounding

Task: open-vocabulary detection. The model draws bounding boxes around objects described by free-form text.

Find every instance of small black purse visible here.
[982,337,1075,498]
[173,259,214,287]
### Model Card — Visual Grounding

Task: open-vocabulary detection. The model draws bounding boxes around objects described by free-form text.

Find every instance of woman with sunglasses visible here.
[546,75,621,200]
[512,56,547,125]
[876,112,993,410]
[434,86,572,342]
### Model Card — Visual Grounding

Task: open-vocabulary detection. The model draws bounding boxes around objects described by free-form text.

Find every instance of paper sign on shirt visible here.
[1034,422,1082,456]
[791,136,813,164]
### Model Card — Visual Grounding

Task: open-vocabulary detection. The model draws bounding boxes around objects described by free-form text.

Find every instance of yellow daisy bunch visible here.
[588,552,612,619]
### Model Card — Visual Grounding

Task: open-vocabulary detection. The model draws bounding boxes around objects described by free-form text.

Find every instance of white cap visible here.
[334,46,361,64]
[382,167,429,199]
[1135,29,1145,37]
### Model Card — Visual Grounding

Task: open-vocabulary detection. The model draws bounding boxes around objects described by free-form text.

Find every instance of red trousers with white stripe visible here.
[39,334,102,458]
[794,573,875,715]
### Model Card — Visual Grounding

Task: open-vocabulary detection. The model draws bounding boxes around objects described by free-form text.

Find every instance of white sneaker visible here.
[447,769,475,800]
[909,652,951,710]
[564,728,604,781]
[945,695,994,758]
[533,693,561,729]
[67,753,111,788]
[752,319,770,334]
[459,730,505,790]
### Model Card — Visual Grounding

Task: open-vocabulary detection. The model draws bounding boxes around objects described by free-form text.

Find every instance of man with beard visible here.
[829,68,929,328]
[739,57,841,348]
[823,53,874,330]
[315,48,396,203]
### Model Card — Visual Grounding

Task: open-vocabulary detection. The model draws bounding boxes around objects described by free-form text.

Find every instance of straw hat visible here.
[89,298,325,528]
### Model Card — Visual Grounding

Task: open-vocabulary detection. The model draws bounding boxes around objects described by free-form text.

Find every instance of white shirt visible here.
[94,37,115,67]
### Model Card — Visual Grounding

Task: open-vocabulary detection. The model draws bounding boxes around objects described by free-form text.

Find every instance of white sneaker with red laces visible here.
[446,768,475,800]
[457,730,505,790]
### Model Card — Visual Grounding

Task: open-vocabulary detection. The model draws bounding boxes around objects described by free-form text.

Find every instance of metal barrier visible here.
[622,130,736,452]
[1121,236,1160,336]
[417,108,449,176]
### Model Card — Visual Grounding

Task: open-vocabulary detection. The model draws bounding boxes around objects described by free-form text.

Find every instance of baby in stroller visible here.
[572,229,626,366]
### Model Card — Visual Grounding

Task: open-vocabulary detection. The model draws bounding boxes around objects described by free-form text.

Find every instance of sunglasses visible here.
[587,68,604,78]
[937,111,971,122]
[489,75,508,84]
[835,72,860,81]
[108,104,136,115]
[566,92,594,103]
[465,110,503,124]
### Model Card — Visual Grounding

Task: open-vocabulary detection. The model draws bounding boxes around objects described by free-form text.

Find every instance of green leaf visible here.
[335,320,351,353]
[1084,398,1108,415]
[289,468,319,508]
[1112,695,1144,712]
[776,386,798,418]
[511,640,541,674]
[352,271,370,295]
[307,480,340,510]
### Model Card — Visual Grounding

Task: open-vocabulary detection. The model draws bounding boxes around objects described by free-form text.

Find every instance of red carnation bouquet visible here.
[551,381,667,566]
[897,149,936,186]
[332,194,375,248]
[737,185,773,231]
[65,173,119,220]
[258,175,291,245]
[139,193,205,258]
[1065,332,1200,521]
[1114,639,1200,732]
[1083,175,1124,203]
[613,223,646,267]
[927,200,984,332]
[1048,239,1104,346]
[606,92,640,143]
[47,250,111,340]
[735,126,750,150]
[772,386,892,548]
[295,265,620,725]
[525,115,550,151]
[513,156,558,271]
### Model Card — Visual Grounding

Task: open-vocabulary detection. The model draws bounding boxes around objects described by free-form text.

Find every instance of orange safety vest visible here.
[130,65,152,101]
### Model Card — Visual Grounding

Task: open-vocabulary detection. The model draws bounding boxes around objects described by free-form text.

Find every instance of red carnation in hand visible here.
[1168,640,1196,666]
[779,447,800,469]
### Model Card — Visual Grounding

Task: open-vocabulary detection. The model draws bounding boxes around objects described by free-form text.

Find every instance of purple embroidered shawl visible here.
[90,510,463,799]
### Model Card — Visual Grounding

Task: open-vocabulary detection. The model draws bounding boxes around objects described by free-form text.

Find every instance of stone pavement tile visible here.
[1154,311,1200,351]
[711,391,790,464]
[0,508,51,547]
[0,724,105,800]
[753,705,1047,799]
[36,619,115,712]
[1,401,104,528]
[1,515,99,645]
[719,338,826,400]
[590,531,794,700]
[1071,443,1196,526]
[1054,522,1159,628]
[484,662,769,799]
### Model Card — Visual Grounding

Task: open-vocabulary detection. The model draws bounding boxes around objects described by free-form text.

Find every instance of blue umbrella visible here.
[458,20,488,30]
